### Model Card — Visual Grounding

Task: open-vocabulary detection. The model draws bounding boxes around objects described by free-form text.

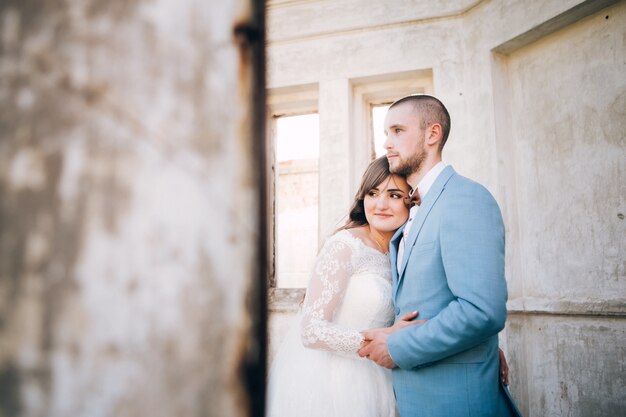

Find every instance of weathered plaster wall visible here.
[501,3,625,307]
[506,316,625,416]
[267,0,625,415]
[495,4,626,415]
[0,1,265,417]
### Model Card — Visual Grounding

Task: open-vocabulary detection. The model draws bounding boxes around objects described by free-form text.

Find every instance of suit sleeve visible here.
[387,183,508,369]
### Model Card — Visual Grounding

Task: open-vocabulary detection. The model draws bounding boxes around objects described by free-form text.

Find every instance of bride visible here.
[266,156,417,417]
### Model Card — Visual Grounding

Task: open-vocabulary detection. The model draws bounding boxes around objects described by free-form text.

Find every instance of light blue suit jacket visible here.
[388,166,521,417]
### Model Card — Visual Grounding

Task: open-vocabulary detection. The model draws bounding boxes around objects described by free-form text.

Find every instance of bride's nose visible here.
[376,194,389,209]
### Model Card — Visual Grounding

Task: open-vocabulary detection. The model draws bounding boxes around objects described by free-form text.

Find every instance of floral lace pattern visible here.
[300,230,392,356]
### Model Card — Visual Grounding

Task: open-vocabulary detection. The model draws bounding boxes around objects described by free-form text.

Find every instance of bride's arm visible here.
[300,234,364,356]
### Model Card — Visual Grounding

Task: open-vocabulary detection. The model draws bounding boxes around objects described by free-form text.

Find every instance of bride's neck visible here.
[368,225,393,250]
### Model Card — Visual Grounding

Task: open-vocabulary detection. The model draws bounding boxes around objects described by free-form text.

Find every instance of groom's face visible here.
[383,102,427,177]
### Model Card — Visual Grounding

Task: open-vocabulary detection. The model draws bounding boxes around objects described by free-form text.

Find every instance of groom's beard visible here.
[391,147,426,177]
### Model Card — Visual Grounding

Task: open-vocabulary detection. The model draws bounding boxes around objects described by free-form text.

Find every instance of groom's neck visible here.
[407,154,442,190]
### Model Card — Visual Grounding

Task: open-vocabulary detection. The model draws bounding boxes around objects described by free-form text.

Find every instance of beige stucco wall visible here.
[267,0,626,415]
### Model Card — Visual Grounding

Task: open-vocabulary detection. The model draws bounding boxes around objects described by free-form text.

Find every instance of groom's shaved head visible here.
[390,95,451,151]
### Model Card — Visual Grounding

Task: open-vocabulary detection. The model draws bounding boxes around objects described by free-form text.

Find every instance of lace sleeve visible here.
[300,233,364,356]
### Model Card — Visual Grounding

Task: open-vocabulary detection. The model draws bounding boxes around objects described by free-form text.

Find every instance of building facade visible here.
[267,1,626,416]
[0,1,266,416]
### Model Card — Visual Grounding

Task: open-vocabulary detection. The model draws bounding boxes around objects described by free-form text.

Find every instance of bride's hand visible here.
[391,311,426,332]
[499,348,509,386]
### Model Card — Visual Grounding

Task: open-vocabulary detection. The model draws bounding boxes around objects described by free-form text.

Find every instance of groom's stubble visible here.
[389,134,427,178]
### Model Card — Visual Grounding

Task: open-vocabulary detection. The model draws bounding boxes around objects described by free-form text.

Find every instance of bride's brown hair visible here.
[338,156,396,231]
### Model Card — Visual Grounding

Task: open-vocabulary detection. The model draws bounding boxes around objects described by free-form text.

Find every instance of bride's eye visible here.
[390,193,402,199]
[367,190,378,197]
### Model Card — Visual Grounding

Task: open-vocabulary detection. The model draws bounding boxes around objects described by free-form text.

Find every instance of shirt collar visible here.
[414,161,446,199]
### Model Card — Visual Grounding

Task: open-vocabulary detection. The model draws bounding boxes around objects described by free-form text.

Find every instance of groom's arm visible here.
[386,183,508,369]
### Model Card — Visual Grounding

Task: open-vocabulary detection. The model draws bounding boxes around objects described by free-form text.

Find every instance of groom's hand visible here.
[358,331,397,369]
[392,310,425,331]
[358,311,426,368]
[361,311,424,338]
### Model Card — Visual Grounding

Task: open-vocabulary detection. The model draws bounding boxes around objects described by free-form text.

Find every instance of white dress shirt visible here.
[397,161,447,271]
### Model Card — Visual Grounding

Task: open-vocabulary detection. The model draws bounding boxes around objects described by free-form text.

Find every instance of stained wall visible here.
[0,1,266,416]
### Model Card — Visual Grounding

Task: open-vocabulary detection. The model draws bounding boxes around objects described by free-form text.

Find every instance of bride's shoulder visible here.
[326,227,367,247]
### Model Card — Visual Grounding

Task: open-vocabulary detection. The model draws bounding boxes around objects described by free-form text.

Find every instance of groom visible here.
[358,95,520,417]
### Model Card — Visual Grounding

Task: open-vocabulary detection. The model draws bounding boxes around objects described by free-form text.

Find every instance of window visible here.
[267,84,319,309]
[274,114,319,288]
[371,104,391,157]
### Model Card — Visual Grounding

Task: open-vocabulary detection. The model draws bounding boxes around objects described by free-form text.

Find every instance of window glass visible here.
[275,114,319,288]
[371,104,390,158]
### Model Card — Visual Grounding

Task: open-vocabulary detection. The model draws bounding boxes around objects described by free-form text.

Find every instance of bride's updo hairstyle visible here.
[339,156,393,231]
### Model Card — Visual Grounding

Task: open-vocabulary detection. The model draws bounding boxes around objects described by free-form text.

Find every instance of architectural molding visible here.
[493,0,620,54]
[267,0,321,9]
[267,0,485,44]
[268,83,319,116]
[270,295,626,317]
[507,297,626,317]
[269,288,306,312]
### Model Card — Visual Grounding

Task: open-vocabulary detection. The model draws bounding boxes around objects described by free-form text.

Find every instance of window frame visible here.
[267,84,319,311]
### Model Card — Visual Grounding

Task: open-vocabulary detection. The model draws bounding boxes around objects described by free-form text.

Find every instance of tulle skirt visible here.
[266,324,397,417]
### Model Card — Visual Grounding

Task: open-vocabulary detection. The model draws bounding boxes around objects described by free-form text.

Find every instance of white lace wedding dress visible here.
[266,230,398,417]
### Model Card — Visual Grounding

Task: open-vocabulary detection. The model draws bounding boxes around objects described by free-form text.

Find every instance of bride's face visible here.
[364,175,410,233]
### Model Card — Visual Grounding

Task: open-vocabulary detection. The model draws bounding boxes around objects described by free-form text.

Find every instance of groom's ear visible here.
[425,123,443,147]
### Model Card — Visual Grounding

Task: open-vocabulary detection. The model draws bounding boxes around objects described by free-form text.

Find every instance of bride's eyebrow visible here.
[386,187,406,193]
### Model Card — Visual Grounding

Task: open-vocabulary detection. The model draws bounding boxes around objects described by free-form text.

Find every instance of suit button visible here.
[395,308,400,316]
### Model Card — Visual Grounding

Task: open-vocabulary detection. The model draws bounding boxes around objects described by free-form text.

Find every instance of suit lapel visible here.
[396,166,456,289]
[390,225,404,289]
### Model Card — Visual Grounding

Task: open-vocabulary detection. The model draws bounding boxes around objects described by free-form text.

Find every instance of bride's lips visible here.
[375,213,393,218]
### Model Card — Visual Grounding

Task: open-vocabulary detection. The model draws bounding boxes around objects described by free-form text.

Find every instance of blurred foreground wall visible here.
[0,1,266,417]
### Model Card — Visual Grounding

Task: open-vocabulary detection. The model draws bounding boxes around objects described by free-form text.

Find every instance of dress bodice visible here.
[300,230,395,356]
